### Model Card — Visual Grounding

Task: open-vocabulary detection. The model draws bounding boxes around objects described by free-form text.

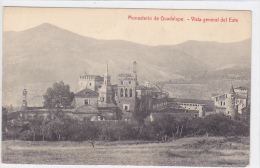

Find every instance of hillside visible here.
[2,23,251,107]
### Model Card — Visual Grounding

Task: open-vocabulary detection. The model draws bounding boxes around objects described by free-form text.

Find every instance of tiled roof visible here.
[75,88,99,98]
[75,105,99,114]
[136,85,147,90]
[172,98,214,105]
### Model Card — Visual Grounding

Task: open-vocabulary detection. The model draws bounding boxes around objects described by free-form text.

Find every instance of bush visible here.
[68,120,100,142]
[98,121,138,141]
[20,130,34,141]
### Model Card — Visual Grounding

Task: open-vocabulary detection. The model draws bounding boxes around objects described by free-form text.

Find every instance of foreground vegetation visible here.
[2,111,250,142]
[2,105,250,166]
[2,136,249,166]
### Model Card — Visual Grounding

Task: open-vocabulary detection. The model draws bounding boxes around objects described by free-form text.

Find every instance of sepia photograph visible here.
[1,7,253,167]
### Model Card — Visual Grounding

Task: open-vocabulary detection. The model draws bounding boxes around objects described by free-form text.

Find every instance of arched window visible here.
[125,88,128,97]
[120,88,123,97]
[114,89,117,96]
[129,89,133,97]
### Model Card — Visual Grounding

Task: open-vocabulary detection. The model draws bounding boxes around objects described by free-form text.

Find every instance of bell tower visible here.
[116,61,138,120]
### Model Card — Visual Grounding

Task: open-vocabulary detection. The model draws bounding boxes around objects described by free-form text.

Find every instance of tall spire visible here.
[229,83,235,94]
[105,61,108,76]
[104,61,110,85]
[133,61,137,84]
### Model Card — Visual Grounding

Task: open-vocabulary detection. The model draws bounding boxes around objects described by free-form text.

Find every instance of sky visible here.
[3,7,251,46]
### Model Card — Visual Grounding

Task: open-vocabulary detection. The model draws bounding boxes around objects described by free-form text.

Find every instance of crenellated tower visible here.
[225,84,238,119]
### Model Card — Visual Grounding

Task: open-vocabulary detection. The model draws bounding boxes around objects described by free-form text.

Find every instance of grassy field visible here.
[2,136,249,166]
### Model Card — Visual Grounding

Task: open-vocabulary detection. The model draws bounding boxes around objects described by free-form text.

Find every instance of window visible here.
[121,81,123,85]
[120,88,123,97]
[125,88,128,97]
[107,97,110,103]
[129,89,133,97]
[129,81,131,85]
[123,104,130,111]
[85,99,90,105]
[90,83,92,86]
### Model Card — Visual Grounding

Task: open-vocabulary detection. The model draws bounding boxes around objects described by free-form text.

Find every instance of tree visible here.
[178,117,191,138]
[28,119,43,141]
[133,98,150,126]
[149,114,178,141]
[2,107,8,139]
[43,81,74,109]
[69,120,100,147]
[203,114,235,136]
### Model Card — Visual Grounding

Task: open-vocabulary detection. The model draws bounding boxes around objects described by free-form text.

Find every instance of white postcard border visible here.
[0,1,259,168]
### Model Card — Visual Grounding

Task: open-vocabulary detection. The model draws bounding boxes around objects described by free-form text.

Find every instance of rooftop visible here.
[75,88,99,98]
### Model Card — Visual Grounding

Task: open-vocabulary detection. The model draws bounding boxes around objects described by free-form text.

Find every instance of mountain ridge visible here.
[2,23,251,107]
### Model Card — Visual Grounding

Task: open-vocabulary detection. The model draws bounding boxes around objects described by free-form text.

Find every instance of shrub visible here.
[20,130,34,141]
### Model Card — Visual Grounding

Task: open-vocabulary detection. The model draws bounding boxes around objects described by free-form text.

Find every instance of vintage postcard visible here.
[1,7,253,167]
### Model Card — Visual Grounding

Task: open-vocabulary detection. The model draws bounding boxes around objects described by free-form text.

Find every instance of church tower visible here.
[116,61,138,120]
[225,84,237,120]
[98,63,115,108]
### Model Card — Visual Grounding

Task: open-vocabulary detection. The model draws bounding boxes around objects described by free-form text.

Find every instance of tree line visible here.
[2,108,250,145]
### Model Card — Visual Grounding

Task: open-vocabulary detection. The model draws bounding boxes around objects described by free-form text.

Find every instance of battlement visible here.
[234,88,248,94]
[79,75,104,81]
[118,73,134,78]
